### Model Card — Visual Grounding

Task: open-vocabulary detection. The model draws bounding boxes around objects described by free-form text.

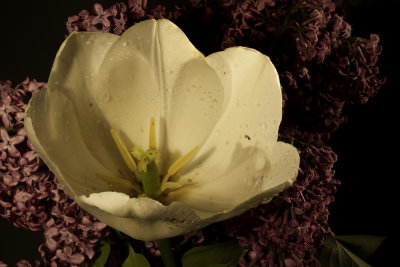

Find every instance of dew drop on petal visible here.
[260,122,268,130]
[100,93,111,103]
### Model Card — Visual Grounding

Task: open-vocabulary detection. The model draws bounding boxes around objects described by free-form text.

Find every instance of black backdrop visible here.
[0,0,398,265]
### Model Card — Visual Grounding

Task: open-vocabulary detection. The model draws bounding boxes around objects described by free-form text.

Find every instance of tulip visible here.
[24,19,300,241]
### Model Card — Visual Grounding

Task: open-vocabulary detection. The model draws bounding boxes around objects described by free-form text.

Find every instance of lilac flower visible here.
[0,129,25,157]
[18,150,40,178]
[0,80,13,99]
[110,3,128,35]
[1,172,18,187]
[66,15,80,33]
[78,10,97,32]
[128,0,147,19]
[54,247,85,265]
[0,95,19,127]
[92,3,113,30]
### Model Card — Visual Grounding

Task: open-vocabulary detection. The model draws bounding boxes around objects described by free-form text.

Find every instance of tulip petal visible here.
[25,32,137,197]
[166,47,298,217]
[168,142,299,219]
[173,47,282,185]
[78,192,202,241]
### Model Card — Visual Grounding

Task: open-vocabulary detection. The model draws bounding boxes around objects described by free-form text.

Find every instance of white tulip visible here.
[25,19,300,241]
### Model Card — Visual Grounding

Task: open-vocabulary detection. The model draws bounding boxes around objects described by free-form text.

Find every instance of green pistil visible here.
[140,160,160,198]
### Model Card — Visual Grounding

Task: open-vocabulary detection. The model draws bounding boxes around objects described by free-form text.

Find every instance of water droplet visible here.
[260,122,268,130]
[85,40,92,45]
[63,135,69,143]
[101,93,111,103]
[200,97,205,102]
[214,130,220,137]
[65,120,70,124]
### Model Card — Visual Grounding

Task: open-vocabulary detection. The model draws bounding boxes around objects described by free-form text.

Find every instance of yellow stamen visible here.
[162,146,199,185]
[110,129,141,180]
[161,182,182,193]
[95,173,142,194]
[149,116,157,150]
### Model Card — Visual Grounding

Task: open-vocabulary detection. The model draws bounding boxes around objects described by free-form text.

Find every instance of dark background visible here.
[0,0,398,265]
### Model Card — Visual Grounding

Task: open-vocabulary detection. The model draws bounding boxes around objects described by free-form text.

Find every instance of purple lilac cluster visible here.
[1,0,384,266]
[66,0,167,35]
[0,79,107,266]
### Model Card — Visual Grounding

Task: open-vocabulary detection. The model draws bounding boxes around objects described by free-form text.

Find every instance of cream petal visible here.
[78,192,202,241]
[174,47,282,185]
[168,141,299,220]
[25,32,137,197]
[92,19,219,173]
[25,88,136,197]
[80,191,131,217]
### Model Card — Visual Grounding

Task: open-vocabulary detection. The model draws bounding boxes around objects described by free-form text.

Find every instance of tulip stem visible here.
[157,238,178,267]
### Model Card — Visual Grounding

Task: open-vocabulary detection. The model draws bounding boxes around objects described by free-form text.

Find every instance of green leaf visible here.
[122,243,150,267]
[181,240,246,267]
[336,235,386,260]
[318,237,372,267]
[93,239,111,267]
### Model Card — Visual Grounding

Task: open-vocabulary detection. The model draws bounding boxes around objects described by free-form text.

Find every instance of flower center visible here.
[97,117,199,200]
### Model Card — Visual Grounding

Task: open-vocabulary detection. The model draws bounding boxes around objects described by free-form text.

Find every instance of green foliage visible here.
[335,235,386,261]
[181,240,246,267]
[318,236,385,267]
[122,243,150,267]
[93,239,111,267]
